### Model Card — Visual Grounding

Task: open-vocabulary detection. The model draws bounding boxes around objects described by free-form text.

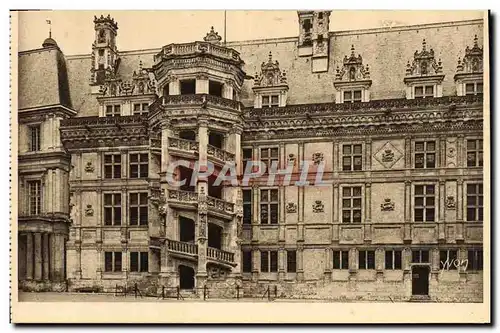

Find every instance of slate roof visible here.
[19,18,484,116]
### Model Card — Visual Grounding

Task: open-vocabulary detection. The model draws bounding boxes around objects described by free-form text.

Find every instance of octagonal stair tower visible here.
[148,27,246,291]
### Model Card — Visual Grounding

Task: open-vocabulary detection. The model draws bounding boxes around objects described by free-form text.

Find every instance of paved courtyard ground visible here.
[17,291,390,303]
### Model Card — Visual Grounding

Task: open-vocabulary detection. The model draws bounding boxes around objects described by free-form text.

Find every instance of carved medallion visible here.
[374,141,403,169]
[312,200,324,213]
[85,204,94,216]
[312,152,324,165]
[380,199,395,211]
[446,196,456,209]
[84,161,95,173]
[286,202,297,214]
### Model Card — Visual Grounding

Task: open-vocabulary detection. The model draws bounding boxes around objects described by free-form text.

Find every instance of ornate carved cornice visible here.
[244,94,481,118]
[60,115,149,150]
[253,51,288,89]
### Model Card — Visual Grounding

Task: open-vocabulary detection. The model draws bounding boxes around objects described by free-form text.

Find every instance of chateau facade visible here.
[17,12,485,302]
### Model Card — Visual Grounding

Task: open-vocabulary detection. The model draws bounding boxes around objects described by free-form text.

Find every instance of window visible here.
[412,249,430,263]
[179,130,196,141]
[129,193,148,226]
[242,189,252,225]
[209,81,223,97]
[414,141,436,168]
[262,95,279,108]
[465,82,483,96]
[467,183,483,222]
[414,185,435,222]
[242,148,253,173]
[129,153,148,179]
[260,250,278,273]
[104,252,122,272]
[104,193,122,226]
[104,154,121,179]
[439,250,458,270]
[286,250,297,273]
[129,252,148,272]
[467,139,483,167]
[333,250,349,269]
[242,250,252,273]
[105,104,121,117]
[343,144,362,171]
[318,12,323,19]
[133,103,149,115]
[358,250,375,269]
[260,189,278,224]
[180,79,196,95]
[385,250,402,270]
[467,249,483,271]
[342,186,362,223]
[414,85,434,99]
[27,180,41,215]
[29,125,41,152]
[163,84,169,97]
[343,90,362,103]
[260,147,279,172]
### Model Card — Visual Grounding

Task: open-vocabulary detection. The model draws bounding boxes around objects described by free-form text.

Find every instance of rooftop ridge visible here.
[30,18,484,59]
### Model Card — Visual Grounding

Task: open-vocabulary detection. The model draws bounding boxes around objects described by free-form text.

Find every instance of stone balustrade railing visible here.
[207,144,235,163]
[206,196,235,214]
[155,41,242,64]
[207,247,235,263]
[162,94,241,111]
[168,137,199,153]
[168,189,198,203]
[166,239,198,255]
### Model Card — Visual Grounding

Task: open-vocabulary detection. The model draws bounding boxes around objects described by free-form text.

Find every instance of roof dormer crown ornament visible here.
[456,35,483,74]
[405,39,442,76]
[254,51,288,87]
[335,45,370,81]
[203,26,222,45]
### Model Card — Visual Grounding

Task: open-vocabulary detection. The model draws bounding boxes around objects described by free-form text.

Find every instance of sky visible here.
[17,10,484,55]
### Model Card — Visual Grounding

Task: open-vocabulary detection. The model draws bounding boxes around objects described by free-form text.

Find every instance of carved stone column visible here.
[25,233,33,280]
[404,180,412,242]
[34,233,43,280]
[438,180,446,240]
[42,233,50,280]
[296,243,304,281]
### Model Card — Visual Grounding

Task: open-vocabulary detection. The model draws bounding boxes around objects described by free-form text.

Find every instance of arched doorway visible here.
[179,265,195,290]
[208,223,222,249]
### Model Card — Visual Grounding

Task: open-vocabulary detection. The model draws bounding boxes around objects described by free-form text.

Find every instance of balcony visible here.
[163,94,241,111]
[168,189,198,211]
[154,41,243,65]
[168,137,199,158]
[207,196,235,215]
[207,247,236,267]
[165,239,236,268]
[207,144,235,165]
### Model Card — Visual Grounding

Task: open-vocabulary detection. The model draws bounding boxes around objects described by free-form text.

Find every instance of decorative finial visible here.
[139,59,143,71]
[351,44,355,56]
[474,35,478,47]
[422,39,426,51]
[46,19,52,38]
[268,51,273,63]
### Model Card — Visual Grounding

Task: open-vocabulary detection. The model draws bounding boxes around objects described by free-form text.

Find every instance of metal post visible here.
[267,286,271,301]
[236,285,240,300]
[203,285,207,300]
[177,286,180,300]
[134,283,138,298]
[162,286,165,299]
[274,285,278,299]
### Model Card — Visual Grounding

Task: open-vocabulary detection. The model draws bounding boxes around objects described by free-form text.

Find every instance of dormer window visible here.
[252,51,288,108]
[262,95,279,108]
[404,39,444,100]
[465,82,483,96]
[455,36,483,97]
[343,90,362,103]
[414,85,434,99]
[334,45,371,103]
